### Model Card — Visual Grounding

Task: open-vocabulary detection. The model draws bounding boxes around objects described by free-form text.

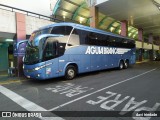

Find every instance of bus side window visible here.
[58,43,65,56]
[68,29,80,46]
[44,42,56,60]
[87,32,97,45]
[108,36,116,47]
[51,26,73,35]
[77,29,88,45]
[96,33,109,46]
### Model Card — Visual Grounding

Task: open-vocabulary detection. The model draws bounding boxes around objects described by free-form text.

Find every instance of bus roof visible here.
[38,22,134,41]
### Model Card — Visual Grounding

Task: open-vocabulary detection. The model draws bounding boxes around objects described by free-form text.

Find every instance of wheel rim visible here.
[120,63,123,69]
[68,69,75,78]
[125,62,128,67]
[119,62,123,69]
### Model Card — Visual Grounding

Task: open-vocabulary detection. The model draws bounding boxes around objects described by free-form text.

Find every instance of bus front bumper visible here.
[23,67,46,80]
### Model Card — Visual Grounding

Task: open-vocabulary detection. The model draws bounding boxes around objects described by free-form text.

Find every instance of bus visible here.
[23,22,136,80]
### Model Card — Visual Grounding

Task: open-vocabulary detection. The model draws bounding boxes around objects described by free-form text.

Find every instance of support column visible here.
[90,6,98,28]
[16,12,26,77]
[149,33,153,43]
[120,20,128,37]
[149,33,154,60]
[138,28,143,61]
[138,28,143,41]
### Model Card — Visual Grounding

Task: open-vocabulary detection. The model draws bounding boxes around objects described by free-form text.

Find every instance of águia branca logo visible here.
[85,46,131,55]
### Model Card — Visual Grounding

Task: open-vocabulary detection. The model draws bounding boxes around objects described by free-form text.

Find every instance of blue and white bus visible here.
[23,22,136,80]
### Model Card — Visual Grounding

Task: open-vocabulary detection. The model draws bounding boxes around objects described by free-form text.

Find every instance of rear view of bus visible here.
[23,22,136,80]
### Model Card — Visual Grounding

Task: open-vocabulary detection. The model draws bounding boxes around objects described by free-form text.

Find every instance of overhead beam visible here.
[58,7,88,19]
[131,31,138,38]
[128,27,135,33]
[86,18,90,24]
[72,2,86,20]
[98,16,108,26]
[114,24,121,33]
[52,0,61,15]
[64,0,89,10]
[106,20,117,30]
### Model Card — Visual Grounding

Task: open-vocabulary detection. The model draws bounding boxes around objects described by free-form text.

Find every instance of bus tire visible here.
[65,65,77,80]
[124,60,129,69]
[118,60,124,70]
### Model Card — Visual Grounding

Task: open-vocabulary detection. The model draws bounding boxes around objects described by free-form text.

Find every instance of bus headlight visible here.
[34,67,41,71]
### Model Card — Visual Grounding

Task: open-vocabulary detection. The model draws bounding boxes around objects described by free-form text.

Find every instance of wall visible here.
[154,45,159,50]
[136,41,142,48]
[0,0,58,16]
[0,9,16,35]
[0,8,54,37]
[143,42,152,50]
[26,16,53,35]
[0,44,9,71]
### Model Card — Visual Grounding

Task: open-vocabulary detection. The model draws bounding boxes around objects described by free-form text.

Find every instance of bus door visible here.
[44,41,59,78]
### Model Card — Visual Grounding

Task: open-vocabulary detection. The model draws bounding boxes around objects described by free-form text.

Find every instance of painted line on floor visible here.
[49,68,156,111]
[0,85,64,120]
[0,80,26,85]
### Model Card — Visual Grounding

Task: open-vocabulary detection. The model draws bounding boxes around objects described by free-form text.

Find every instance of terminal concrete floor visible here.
[0,61,160,120]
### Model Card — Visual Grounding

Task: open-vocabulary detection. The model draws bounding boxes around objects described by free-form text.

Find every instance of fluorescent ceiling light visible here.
[5,39,13,42]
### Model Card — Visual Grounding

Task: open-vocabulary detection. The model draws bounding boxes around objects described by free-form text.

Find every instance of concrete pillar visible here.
[138,28,144,61]
[120,20,128,37]
[149,33,153,43]
[90,6,98,28]
[138,28,143,41]
[149,33,154,60]
[16,12,26,77]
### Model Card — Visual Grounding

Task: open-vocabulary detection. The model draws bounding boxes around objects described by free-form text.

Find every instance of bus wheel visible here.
[119,60,124,70]
[65,65,76,80]
[124,60,129,69]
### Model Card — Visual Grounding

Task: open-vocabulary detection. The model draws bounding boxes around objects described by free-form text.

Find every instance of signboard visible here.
[13,40,28,57]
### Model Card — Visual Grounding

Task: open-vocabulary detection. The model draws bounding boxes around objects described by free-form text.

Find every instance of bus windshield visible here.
[30,28,51,41]
[24,26,73,64]
[29,26,73,46]
[24,44,40,65]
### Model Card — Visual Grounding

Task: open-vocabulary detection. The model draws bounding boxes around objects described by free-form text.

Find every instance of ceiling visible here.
[52,0,139,39]
[96,0,160,37]
[52,0,160,44]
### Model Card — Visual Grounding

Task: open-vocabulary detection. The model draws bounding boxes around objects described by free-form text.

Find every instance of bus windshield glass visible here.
[24,44,40,65]
[29,26,73,46]
[24,26,73,65]
[50,26,73,35]
[29,28,51,46]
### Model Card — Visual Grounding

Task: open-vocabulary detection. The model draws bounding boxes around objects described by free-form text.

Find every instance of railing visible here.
[0,3,62,22]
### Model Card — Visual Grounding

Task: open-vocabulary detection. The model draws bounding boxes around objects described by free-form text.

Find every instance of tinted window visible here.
[29,28,51,46]
[51,26,73,35]
[86,32,109,46]
[75,29,88,44]
[43,41,57,61]
[73,29,135,48]
[68,29,80,46]
[24,45,40,65]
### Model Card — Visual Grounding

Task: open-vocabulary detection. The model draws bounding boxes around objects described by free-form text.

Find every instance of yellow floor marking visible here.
[0,79,26,85]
